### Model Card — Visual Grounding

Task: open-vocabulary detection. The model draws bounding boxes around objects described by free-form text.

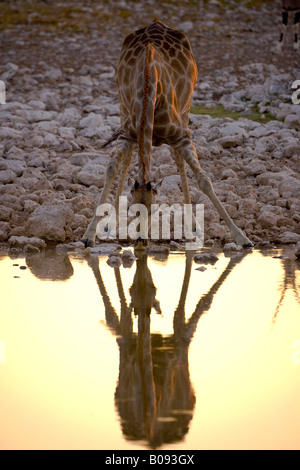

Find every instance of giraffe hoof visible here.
[81,239,94,248]
[243,242,254,249]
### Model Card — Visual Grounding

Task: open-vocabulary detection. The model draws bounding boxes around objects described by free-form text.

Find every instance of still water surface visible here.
[0,247,299,450]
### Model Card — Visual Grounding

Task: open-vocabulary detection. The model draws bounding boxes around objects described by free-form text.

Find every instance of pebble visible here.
[194,252,219,265]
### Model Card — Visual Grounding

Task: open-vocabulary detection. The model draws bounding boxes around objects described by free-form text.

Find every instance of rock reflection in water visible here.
[25,249,74,281]
[88,249,249,449]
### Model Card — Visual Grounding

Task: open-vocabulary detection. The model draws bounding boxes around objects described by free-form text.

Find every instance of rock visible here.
[0,221,11,241]
[26,204,74,242]
[295,242,300,259]
[121,249,136,267]
[179,21,193,32]
[57,107,81,126]
[196,266,207,272]
[157,175,182,204]
[146,245,170,256]
[107,255,122,267]
[23,110,57,123]
[77,162,106,187]
[8,236,46,249]
[222,169,237,179]
[0,169,17,184]
[69,153,91,166]
[194,252,219,264]
[0,127,23,140]
[284,114,300,130]
[79,113,110,138]
[59,127,76,140]
[90,243,122,254]
[258,212,279,229]
[283,144,300,158]
[279,231,300,244]
[24,244,40,254]
[223,242,243,252]
[45,67,63,81]
[216,134,244,148]
[0,205,13,221]
[169,240,181,250]
[121,249,135,259]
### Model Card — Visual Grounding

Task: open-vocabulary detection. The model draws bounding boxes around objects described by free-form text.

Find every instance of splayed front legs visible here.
[173,138,253,247]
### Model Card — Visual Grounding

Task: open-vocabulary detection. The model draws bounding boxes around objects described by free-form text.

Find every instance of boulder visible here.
[77,162,106,187]
[26,203,74,242]
[0,169,17,184]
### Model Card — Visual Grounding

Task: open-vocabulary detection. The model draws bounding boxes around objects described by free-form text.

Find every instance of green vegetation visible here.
[190,104,276,124]
[0,1,112,32]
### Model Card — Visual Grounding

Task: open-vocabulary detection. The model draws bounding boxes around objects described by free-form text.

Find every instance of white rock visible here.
[79,113,109,138]
[280,231,300,244]
[24,110,57,123]
[45,68,63,81]
[26,203,74,242]
[179,21,194,32]
[284,114,300,130]
[90,243,122,254]
[77,162,106,187]
[0,169,17,184]
[223,242,243,252]
[57,107,81,126]
[216,134,244,148]
[8,236,46,249]
[59,127,76,140]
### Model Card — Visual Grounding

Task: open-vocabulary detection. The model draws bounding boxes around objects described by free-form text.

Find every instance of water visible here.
[0,246,299,450]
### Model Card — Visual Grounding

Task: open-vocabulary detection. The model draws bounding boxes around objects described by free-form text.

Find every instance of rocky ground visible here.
[0,0,299,254]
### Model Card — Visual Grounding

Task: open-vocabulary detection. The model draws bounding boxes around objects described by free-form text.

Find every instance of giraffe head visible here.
[129,179,162,211]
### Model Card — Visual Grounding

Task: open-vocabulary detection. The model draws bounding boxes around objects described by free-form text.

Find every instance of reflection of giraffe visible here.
[271,255,300,326]
[88,249,248,449]
[81,19,252,249]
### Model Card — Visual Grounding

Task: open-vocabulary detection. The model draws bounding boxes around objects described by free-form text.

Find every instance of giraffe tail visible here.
[137,42,157,185]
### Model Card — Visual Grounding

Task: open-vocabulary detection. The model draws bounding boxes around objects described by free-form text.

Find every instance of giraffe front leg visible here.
[276,10,288,51]
[173,149,203,240]
[81,139,133,247]
[114,146,134,236]
[174,138,253,248]
[293,11,300,51]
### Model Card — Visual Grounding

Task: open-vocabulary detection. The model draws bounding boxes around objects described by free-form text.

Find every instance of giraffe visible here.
[277,0,300,50]
[81,19,253,248]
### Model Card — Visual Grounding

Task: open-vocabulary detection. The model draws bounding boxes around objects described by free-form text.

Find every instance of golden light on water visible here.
[0,248,299,450]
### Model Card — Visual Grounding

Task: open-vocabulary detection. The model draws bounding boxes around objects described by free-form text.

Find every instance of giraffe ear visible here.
[127,178,136,194]
[134,181,140,190]
[153,179,163,195]
[146,182,152,191]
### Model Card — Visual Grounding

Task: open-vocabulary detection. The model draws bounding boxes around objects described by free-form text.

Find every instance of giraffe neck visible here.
[138,42,152,185]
